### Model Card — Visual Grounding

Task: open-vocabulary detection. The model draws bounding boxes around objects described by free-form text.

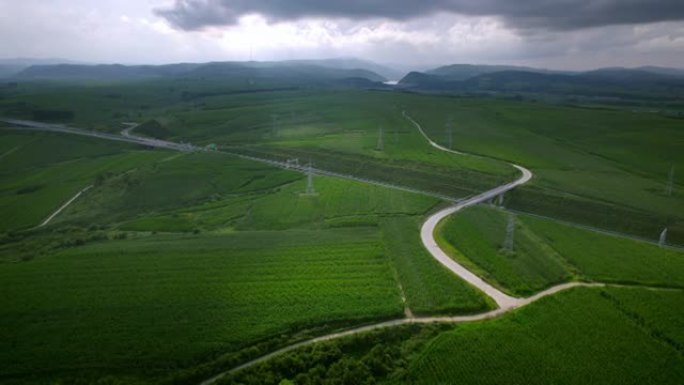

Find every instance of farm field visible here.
[4,1,684,382]
[161,90,683,244]
[0,126,483,384]
[437,205,684,296]
[0,229,403,384]
[407,287,684,385]
[0,131,167,232]
[4,83,682,243]
[1,79,683,385]
[380,216,493,314]
[398,95,684,243]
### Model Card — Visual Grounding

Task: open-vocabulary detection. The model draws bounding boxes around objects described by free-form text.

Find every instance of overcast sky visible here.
[1,0,683,71]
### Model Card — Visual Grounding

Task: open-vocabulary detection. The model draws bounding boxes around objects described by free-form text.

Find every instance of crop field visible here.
[522,214,684,287]
[0,124,469,384]
[55,152,439,232]
[437,205,684,296]
[0,131,168,231]
[0,229,404,384]
[397,94,684,243]
[7,83,680,242]
[158,90,681,244]
[407,287,684,385]
[2,78,684,385]
[55,151,302,228]
[143,89,517,199]
[436,205,572,296]
[380,216,493,314]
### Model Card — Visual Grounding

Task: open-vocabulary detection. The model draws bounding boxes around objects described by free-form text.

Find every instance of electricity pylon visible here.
[305,162,316,195]
[446,117,454,149]
[376,126,384,151]
[659,228,668,247]
[665,165,675,196]
[504,213,515,252]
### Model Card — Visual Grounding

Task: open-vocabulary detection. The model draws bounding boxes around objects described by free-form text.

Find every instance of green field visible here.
[0,131,167,231]
[2,78,684,385]
[381,216,493,314]
[0,229,404,384]
[0,130,477,384]
[437,205,684,296]
[4,83,682,242]
[436,205,571,296]
[399,95,683,243]
[407,287,684,385]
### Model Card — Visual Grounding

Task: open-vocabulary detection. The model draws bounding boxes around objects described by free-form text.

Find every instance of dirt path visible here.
[38,185,93,227]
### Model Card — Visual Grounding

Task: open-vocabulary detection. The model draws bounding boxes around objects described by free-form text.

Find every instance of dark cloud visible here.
[155,0,684,31]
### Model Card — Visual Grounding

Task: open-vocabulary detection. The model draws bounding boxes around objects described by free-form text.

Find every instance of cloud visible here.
[155,0,684,31]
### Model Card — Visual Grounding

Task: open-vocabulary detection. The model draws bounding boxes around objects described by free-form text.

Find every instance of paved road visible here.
[2,115,675,383]
[2,118,463,203]
[197,114,596,384]
[1,118,195,152]
[410,109,534,308]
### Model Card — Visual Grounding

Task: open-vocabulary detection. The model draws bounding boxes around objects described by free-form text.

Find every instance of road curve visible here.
[197,115,597,384]
[1,115,622,383]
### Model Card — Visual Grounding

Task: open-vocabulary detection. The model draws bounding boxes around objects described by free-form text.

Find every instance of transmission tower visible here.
[665,165,675,196]
[271,114,279,137]
[446,117,454,149]
[496,192,505,207]
[659,228,668,247]
[305,162,316,195]
[376,126,384,151]
[503,213,515,252]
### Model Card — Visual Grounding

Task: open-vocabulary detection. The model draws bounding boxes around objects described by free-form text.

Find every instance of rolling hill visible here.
[398,64,684,100]
[12,60,388,84]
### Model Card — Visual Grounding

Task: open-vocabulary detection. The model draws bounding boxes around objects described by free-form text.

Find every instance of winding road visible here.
[198,114,603,384]
[0,114,655,384]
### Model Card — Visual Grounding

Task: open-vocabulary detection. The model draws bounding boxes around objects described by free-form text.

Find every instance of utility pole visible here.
[659,228,668,247]
[503,213,515,252]
[665,165,675,196]
[376,126,384,151]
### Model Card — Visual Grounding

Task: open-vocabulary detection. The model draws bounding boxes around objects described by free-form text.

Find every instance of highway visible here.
[1,118,463,203]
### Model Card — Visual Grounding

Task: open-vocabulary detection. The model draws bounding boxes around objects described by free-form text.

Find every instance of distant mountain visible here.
[185,61,386,82]
[636,66,684,78]
[0,65,24,79]
[425,64,574,81]
[277,58,402,80]
[12,60,387,84]
[582,67,680,82]
[398,72,455,89]
[0,58,84,78]
[0,58,82,66]
[398,67,684,100]
[16,64,192,81]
